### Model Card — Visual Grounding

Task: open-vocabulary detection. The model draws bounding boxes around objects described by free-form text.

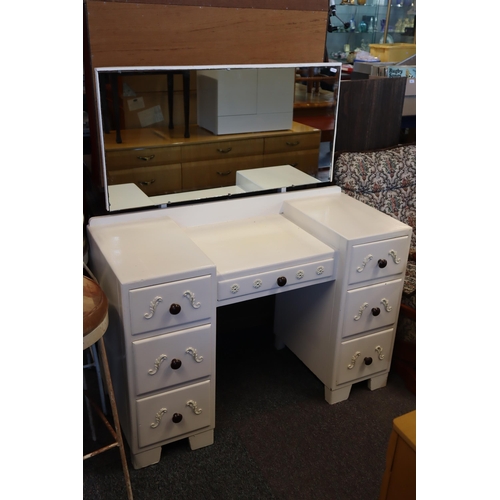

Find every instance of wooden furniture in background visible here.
[104,122,321,195]
[379,410,416,500]
[335,77,406,153]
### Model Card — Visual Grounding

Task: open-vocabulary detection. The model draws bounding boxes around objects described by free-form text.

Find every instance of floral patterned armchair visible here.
[333,144,416,392]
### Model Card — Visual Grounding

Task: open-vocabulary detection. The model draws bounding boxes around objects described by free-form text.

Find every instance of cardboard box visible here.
[369,43,416,63]
[120,72,197,129]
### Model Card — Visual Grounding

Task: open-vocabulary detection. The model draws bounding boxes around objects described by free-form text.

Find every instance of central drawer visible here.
[218,258,334,301]
[185,214,336,303]
[182,138,264,162]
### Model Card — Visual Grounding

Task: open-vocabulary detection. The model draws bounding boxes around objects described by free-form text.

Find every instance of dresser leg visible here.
[131,447,162,470]
[189,429,214,450]
[367,373,388,391]
[324,384,351,404]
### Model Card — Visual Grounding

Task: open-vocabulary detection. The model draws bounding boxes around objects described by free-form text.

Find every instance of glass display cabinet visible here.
[326,0,416,61]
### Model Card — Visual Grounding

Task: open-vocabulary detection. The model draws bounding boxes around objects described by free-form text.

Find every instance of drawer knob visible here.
[371,307,381,316]
[172,413,183,424]
[378,259,387,268]
[277,276,287,287]
[170,359,182,370]
[364,357,373,365]
[169,303,181,315]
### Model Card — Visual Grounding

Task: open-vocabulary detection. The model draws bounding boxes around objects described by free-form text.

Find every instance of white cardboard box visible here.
[197,68,295,135]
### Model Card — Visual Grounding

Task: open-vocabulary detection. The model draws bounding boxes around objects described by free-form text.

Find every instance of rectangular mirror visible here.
[95,63,341,212]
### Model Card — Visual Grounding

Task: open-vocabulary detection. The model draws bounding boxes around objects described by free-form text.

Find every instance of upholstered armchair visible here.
[333,144,416,392]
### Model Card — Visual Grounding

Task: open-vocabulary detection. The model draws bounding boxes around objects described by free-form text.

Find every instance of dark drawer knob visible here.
[172,413,183,423]
[378,259,387,268]
[277,276,287,287]
[371,307,381,316]
[170,359,182,370]
[169,303,181,315]
[364,357,373,365]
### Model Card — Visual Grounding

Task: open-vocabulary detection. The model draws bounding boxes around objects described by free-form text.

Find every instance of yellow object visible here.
[379,410,416,500]
[369,43,416,62]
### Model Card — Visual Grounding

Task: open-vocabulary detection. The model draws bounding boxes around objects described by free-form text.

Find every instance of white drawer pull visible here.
[380,298,392,312]
[375,346,385,360]
[356,254,373,273]
[347,351,361,369]
[183,290,201,309]
[388,249,401,264]
[148,354,167,375]
[186,400,202,415]
[354,302,369,321]
[150,408,167,428]
[186,347,203,363]
[144,296,163,319]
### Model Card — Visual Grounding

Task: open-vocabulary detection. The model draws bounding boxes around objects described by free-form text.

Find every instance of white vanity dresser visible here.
[88,185,411,469]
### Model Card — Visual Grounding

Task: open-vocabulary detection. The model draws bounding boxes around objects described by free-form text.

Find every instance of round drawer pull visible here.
[277,276,287,287]
[172,413,183,423]
[364,357,373,366]
[170,359,182,370]
[378,259,387,268]
[371,307,381,316]
[169,303,181,315]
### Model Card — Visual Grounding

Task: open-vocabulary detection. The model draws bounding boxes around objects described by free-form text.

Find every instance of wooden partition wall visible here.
[83,0,330,185]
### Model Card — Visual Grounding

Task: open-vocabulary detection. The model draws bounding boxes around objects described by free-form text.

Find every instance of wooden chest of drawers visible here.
[103,122,321,195]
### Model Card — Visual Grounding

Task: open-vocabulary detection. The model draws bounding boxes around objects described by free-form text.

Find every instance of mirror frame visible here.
[94,62,341,212]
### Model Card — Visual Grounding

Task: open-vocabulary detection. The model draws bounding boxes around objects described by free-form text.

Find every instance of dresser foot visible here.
[131,447,162,469]
[324,384,351,404]
[368,373,388,391]
[189,429,214,450]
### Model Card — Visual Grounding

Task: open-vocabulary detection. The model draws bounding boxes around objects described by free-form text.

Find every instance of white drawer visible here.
[217,258,335,301]
[129,275,212,335]
[132,324,213,397]
[337,328,394,385]
[136,380,212,448]
[349,236,409,285]
[343,279,402,338]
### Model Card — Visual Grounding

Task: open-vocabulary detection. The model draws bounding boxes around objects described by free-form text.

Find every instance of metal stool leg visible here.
[97,336,133,500]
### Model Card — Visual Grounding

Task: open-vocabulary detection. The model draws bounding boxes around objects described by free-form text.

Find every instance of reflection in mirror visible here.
[95,63,341,212]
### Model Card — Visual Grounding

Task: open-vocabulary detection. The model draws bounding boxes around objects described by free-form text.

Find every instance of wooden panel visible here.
[96,0,328,11]
[85,1,327,68]
[334,77,406,153]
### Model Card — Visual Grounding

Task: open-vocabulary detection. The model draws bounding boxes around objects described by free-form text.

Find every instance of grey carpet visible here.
[84,307,416,500]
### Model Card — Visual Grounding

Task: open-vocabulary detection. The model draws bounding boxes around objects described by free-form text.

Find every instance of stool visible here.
[379,410,416,500]
[83,275,133,500]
